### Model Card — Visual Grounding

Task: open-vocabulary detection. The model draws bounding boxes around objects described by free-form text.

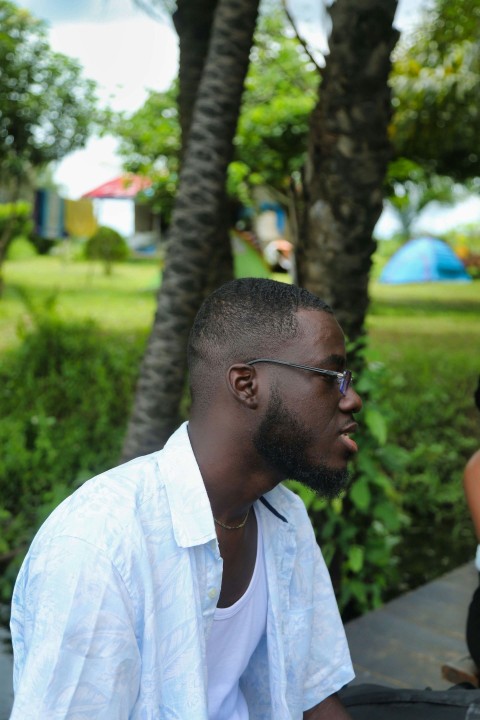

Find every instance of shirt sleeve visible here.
[302,537,355,711]
[10,535,141,719]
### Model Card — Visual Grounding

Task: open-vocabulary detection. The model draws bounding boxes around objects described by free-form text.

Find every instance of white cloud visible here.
[49,15,178,113]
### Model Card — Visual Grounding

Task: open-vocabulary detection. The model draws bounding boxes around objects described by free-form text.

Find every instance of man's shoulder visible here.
[44,422,194,527]
[32,450,168,554]
[28,423,199,560]
[76,449,165,507]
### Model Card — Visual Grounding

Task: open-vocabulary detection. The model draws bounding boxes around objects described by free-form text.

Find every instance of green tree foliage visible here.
[116,85,180,224]
[115,11,317,216]
[85,226,130,275]
[0,202,32,245]
[119,2,480,222]
[231,12,317,204]
[384,158,460,238]
[390,0,480,180]
[0,200,33,292]
[0,0,98,194]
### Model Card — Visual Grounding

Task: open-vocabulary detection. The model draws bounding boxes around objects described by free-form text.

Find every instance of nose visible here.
[340,384,362,413]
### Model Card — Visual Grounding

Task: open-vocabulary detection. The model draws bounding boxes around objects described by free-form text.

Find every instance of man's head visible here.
[188,278,333,389]
[188,278,361,497]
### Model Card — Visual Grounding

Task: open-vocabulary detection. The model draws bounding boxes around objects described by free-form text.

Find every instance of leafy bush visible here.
[0,317,144,600]
[29,232,58,256]
[290,354,409,619]
[6,236,38,261]
[372,346,478,594]
[0,202,33,261]
[85,225,130,275]
[0,202,32,239]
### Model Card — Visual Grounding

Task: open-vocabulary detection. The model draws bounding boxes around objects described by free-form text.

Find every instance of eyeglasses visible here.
[246,358,353,396]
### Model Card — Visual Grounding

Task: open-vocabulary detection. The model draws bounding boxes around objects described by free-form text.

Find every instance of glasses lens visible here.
[339,370,352,395]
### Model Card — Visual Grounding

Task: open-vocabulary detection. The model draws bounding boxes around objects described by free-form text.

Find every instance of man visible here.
[10,278,362,719]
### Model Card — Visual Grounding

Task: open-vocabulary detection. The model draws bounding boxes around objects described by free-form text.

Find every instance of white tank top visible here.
[206,513,267,720]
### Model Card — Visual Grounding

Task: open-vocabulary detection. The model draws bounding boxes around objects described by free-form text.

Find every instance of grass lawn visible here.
[368,279,480,388]
[368,280,480,436]
[0,257,159,352]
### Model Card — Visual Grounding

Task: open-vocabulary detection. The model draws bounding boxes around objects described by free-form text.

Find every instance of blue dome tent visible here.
[379,237,472,284]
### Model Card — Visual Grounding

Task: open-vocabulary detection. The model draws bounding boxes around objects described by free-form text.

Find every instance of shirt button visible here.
[208,588,217,599]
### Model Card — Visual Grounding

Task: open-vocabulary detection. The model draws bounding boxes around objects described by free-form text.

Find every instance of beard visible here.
[253,385,349,499]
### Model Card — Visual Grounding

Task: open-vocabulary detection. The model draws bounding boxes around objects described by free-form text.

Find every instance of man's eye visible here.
[321,374,336,384]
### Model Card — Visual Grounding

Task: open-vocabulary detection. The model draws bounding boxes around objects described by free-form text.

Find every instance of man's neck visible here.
[187,418,279,523]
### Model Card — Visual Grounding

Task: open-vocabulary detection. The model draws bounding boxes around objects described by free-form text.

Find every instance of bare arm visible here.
[464,450,480,540]
[304,693,352,719]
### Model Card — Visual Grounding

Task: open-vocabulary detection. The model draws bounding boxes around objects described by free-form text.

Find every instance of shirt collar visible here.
[159,422,289,549]
[159,422,217,548]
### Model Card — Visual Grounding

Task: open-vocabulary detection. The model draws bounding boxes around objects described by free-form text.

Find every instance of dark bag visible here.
[339,683,480,719]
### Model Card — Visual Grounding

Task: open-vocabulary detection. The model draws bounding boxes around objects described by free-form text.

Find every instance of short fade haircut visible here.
[188,277,333,405]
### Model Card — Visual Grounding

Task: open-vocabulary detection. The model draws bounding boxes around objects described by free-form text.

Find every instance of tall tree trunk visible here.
[121,0,260,461]
[173,0,234,293]
[173,0,218,151]
[297,0,399,353]
[295,0,399,606]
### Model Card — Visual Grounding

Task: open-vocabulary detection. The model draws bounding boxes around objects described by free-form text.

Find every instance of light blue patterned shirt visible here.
[10,423,354,719]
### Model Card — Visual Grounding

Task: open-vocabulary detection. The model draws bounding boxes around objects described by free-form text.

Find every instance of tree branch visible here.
[282,0,324,73]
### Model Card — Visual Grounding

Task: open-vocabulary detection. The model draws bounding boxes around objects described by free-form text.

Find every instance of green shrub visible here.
[0,317,144,600]
[30,232,58,256]
[85,225,130,275]
[0,202,33,262]
[0,202,32,237]
[373,347,478,594]
[290,353,409,619]
[6,236,38,261]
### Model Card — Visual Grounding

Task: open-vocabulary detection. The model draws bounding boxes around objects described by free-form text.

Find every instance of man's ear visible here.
[226,364,259,409]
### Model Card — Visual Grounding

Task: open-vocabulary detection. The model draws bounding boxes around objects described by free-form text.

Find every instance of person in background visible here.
[464,376,480,670]
[10,278,362,719]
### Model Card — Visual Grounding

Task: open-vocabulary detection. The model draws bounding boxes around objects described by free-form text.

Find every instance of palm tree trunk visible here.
[297,0,399,353]
[174,0,235,293]
[121,0,260,460]
[173,0,218,151]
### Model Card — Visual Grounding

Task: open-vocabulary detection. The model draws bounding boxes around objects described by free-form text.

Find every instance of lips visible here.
[339,422,358,454]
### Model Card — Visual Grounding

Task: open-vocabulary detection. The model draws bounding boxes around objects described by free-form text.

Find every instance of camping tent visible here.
[379,237,472,284]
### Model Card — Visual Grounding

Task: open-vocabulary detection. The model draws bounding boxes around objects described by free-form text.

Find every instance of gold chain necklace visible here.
[214,507,250,530]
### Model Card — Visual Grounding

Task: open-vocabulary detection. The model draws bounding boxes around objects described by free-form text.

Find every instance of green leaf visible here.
[373,502,402,531]
[350,478,371,510]
[348,545,364,573]
[365,408,388,446]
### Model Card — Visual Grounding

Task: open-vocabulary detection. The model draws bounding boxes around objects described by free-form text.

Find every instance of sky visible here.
[13,0,480,237]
